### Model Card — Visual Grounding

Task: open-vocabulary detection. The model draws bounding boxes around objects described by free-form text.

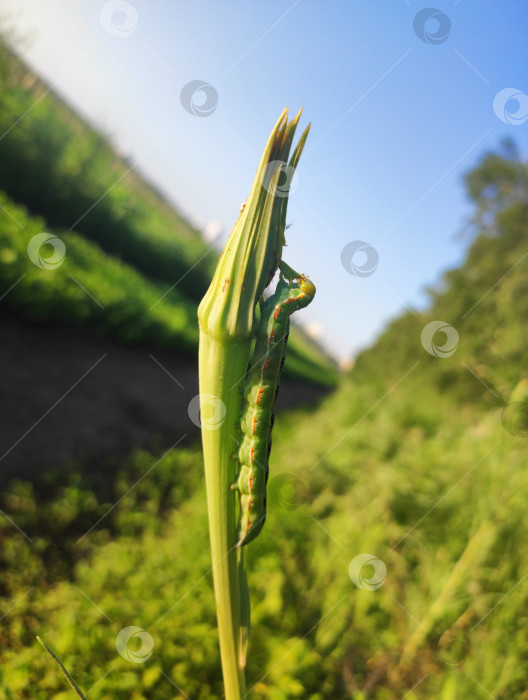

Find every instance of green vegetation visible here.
[1,146,527,698]
[0,43,213,303]
[0,191,198,352]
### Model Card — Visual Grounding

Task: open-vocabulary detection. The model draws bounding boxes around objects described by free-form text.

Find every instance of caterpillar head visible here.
[298,275,316,299]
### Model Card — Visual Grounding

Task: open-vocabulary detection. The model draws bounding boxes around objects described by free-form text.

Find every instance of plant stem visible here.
[199,338,250,698]
[36,636,87,699]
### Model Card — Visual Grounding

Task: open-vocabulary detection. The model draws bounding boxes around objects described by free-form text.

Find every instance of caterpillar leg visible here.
[231,470,244,491]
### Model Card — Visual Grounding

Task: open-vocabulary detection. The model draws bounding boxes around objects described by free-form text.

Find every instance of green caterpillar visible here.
[232,265,316,547]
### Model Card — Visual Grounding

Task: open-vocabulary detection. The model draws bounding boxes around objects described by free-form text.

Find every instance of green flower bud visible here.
[198,107,310,342]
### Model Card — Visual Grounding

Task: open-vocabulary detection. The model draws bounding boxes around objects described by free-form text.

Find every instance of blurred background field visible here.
[1,7,528,700]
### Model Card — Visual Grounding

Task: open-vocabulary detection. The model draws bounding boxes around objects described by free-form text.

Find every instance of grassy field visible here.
[0,44,214,304]
[1,145,527,697]
[2,351,527,698]
[0,190,198,352]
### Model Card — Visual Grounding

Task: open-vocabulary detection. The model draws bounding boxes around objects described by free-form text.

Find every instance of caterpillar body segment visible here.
[233,269,315,547]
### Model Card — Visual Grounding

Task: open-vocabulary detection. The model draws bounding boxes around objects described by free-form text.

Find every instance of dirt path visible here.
[0,313,333,485]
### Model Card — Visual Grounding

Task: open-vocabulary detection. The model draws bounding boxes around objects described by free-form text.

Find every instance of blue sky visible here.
[3,0,527,362]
